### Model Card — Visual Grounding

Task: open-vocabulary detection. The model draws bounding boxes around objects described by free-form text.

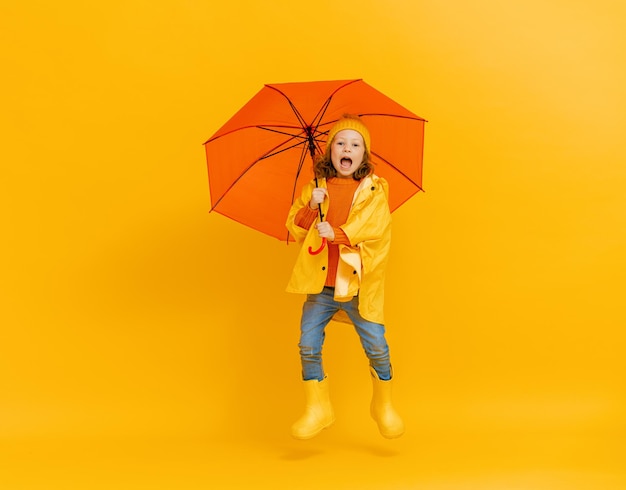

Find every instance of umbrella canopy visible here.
[204,79,426,242]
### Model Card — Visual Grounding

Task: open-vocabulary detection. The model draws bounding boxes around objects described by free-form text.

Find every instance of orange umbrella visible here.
[204,79,426,243]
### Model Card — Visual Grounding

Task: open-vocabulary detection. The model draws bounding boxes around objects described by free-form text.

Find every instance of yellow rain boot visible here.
[291,377,335,440]
[370,366,405,439]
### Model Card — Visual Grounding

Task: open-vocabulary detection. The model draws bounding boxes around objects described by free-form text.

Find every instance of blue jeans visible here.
[299,287,392,381]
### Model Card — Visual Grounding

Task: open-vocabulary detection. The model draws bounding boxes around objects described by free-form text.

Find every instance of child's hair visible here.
[313,114,374,180]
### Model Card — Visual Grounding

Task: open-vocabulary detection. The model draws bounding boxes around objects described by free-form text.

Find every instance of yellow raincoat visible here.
[285,174,391,324]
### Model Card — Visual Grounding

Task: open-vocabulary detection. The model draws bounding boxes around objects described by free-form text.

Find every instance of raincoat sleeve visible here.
[286,180,317,243]
[340,178,391,245]
[294,207,318,230]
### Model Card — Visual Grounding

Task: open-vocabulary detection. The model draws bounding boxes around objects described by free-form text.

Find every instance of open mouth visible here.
[340,158,353,169]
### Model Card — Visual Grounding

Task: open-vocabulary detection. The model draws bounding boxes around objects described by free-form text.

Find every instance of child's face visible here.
[330,129,366,178]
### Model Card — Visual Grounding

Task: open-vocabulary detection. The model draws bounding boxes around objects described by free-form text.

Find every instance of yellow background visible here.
[2,1,625,488]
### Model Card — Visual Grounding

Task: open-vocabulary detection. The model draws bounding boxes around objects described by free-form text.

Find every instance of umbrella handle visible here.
[308,238,327,255]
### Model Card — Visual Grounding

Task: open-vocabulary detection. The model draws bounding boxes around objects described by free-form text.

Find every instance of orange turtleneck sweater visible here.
[294,177,361,287]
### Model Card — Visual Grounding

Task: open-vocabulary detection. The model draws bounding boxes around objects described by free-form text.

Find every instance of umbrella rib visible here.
[205,124,305,144]
[263,84,341,161]
[310,79,362,130]
[372,150,424,192]
[308,80,428,137]
[258,125,307,140]
[264,85,310,131]
[359,112,427,122]
[210,134,308,211]
[311,96,334,132]
[256,127,311,159]
[312,113,426,139]
[263,81,365,140]
[205,114,424,145]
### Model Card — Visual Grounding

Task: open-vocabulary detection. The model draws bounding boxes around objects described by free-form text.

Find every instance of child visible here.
[285,114,404,439]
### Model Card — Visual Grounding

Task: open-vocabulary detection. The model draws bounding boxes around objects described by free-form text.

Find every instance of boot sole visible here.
[291,419,335,440]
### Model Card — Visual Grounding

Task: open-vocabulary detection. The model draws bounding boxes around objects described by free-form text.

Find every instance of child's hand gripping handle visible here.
[307,186,327,255]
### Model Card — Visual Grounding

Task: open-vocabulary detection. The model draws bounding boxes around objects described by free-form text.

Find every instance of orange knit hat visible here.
[326,114,371,153]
